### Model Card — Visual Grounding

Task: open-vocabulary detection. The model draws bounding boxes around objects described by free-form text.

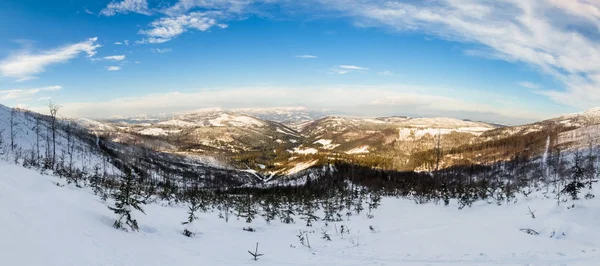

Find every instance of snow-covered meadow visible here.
[1,161,599,266]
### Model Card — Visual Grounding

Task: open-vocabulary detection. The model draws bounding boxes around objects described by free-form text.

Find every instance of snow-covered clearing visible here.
[209,113,264,127]
[284,159,319,175]
[291,147,318,155]
[346,146,369,154]
[2,161,600,265]
[314,139,340,150]
[138,128,182,136]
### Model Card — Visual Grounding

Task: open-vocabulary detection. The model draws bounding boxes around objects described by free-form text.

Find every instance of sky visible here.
[0,0,598,125]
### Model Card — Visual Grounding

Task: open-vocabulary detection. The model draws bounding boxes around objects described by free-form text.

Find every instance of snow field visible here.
[2,161,600,265]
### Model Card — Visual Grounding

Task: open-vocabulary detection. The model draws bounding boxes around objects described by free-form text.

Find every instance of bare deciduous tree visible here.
[48,101,60,168]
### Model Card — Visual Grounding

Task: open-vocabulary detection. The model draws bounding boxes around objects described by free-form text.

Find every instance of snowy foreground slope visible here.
[1,161,600,266]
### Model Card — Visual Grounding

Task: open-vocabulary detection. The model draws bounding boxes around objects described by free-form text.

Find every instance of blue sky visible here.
[0,0,597,124]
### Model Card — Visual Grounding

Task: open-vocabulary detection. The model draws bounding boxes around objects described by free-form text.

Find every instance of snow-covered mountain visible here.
[8,103,600,183]
[232,107,328,128]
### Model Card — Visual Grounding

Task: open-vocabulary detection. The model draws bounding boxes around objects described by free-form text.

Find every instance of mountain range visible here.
[63,106,600,181]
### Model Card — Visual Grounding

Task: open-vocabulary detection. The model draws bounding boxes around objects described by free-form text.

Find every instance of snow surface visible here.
[284,159,319,175]
[291,147,318,155]
[313,139,339,150]
[209,113,264,127]
[2,161,600,265]
[346,146,369,154]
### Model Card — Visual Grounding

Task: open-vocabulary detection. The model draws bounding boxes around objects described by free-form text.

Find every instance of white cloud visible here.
[518,81,541,90]
[0,85,61,100]
[103,55,126,61]
[296,55,318,59]
[0,37,100,82]
[114,42,123,45]
[151,48,172,53]
[27,85,550,124]
[331,68,349,75]
[107,66,121,71]
[378,70,396,76]
[139,12,228,43]
[331,64,369,74]
[160,0,254,17]
[339,65,369,70]
[315,0,600,109]
[84,8,94,15]
[100,0,151,16]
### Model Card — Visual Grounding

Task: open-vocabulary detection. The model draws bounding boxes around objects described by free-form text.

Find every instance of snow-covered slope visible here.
[2,160,600,265]
[0,106,116,175]
[233,107,327,126]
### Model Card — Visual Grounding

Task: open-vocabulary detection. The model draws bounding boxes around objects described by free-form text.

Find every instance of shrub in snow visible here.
[320,228,331,241]
[182,195,202,237]
[520,228,539,236]
[247,242,264,261]
[297,230,311,248]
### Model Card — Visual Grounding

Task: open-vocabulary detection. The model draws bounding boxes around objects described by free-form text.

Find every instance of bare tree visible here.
[48,101,60,168]
[10,108,19,153]
[35,115,42,162]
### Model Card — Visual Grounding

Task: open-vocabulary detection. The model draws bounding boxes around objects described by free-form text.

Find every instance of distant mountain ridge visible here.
[6,103,600,183]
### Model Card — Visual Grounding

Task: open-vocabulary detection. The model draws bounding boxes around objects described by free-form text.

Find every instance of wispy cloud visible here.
[83,8,94,15]
[103,55,126,61]
[315,0,600,109]
[100,0,151,16]
[0,37,100,82]
[114,42,123,45]
[139,12,228,43]
[0,85,61,100]
[339,65,369,70]
[331,64,369,74]
[151,48,172,53]
[378,70,396,76]
[159,0,254,17]
[518,81,541,90]
[106,66,121,71]
[296,55,318,59]
[331,68,349,75]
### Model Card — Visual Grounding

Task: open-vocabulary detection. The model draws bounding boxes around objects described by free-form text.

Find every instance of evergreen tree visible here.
[107,170,146,232]
[259,196,279,224]
[366,191,382,218]
[280,200,296,224]
[236,195,258,223]
[299,196,319,227]
[182,193,202,237]
[562,151,586,200]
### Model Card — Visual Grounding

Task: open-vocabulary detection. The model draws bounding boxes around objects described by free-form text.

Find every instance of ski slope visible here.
[1,161,600,265]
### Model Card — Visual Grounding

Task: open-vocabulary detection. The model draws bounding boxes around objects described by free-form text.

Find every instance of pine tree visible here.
[280,200,296,224]
[182,194,201,237]
[300,196,319,227]
[108,170,146,232]
[366,191,382,218]
[562,151,586,200]
[259,196,279,224]
[237,195,258,223]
